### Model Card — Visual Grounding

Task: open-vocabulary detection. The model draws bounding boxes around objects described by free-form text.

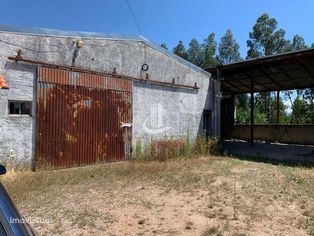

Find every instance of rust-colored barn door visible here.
[35,67,132,169]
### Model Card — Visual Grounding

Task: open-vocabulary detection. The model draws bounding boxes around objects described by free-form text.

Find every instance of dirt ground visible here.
[1,156,314,235]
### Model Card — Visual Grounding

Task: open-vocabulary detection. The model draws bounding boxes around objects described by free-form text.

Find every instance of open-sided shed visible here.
[207,48,314,146]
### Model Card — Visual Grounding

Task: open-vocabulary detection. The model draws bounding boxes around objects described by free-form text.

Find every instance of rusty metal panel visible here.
[36,67,132,169]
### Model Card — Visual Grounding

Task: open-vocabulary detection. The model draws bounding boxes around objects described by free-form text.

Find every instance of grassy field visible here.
[1,156,314,235]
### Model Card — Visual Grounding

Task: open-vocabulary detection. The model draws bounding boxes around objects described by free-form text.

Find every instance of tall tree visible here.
[187,38,204,66]
[283,88,305,121]
[291,97,307,124]
[172,41,188,60]
[246,13,289,124]
[235,94,250,124]
[202,33,218,68]
[160,43,168,50]
[283,34,308,117]
[291,34,307,50]
[269,97,287,124]
[246,13,289,58]
[255,92,274,124]
[304,88,314,124]
[285,34,308,52]
[217,29,241,64]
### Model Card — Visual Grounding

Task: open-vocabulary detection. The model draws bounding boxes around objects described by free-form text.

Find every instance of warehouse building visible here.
[0,25,219,169]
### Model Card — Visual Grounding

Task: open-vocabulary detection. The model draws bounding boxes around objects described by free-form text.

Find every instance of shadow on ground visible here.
[223,139,314,168]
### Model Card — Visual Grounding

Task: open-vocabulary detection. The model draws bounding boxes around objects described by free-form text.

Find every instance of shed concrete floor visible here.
[224,139,314,164]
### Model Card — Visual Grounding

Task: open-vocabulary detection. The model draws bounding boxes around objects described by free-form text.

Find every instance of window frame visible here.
[8,100,32,116]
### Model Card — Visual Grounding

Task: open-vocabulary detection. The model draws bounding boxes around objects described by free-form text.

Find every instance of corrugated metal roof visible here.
[207,48,314,94]
[0,24,210,77]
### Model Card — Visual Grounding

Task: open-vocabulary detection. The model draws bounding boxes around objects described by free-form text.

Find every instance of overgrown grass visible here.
[0,155,313,235]
[138,136,220,161]
[0,157,220,202]
[0,150,29,171]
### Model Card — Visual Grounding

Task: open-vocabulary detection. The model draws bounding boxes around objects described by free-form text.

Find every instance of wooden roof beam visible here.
[230,74,251,91]
[258,68,282,89]
[297,59,314,79]
[244,71,269,91]
[276,65,302,88]
[222,79,246,93]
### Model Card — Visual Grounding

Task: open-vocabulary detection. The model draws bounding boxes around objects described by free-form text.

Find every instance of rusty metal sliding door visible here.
[35,67,132,168]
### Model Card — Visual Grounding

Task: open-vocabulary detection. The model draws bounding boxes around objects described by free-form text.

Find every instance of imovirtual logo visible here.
[143,103,171,134]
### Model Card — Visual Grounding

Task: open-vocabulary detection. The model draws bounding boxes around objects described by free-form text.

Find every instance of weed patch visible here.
[137,136,219,161]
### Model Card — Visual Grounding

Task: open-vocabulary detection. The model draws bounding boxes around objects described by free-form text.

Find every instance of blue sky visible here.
[1,0,313,57]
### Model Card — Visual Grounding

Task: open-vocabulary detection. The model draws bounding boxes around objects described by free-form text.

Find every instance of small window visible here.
[9,101,32,116]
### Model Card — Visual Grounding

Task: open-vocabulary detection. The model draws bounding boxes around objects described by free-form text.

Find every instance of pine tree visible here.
[217,29,241,64]
[172,41,188,60]
[291,34,307,50]
[187,38,204,66]
[160,43,168,50]
[202,33,218,68]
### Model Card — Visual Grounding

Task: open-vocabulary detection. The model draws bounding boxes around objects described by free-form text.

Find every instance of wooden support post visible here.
[276,90,280,125]
[250,79,254,146]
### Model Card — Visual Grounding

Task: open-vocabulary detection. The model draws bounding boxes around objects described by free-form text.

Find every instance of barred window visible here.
[9,101,32,116]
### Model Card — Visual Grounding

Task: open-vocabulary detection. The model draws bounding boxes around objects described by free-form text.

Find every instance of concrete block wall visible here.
[232,125,314,145]
[0,26,214,166]
[0,62,35,167]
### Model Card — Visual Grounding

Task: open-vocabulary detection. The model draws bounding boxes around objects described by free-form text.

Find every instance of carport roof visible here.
[206,48,314,94]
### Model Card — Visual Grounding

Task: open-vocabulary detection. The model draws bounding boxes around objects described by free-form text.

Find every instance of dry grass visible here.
[138,136,219,161]
[0,156,313,235]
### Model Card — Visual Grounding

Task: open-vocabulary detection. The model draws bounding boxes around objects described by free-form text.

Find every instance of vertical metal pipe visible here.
[250,78,254,146]
[31,66,38,171]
